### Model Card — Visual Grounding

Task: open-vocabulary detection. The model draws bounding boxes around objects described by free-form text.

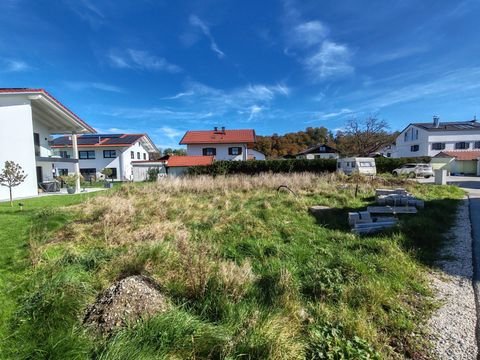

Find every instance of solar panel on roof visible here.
[104,135,142,145]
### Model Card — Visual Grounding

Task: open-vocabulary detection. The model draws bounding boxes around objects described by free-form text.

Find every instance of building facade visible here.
[51,134,158,181]
[180,127,256,161]
[295,144,339,159]
[0,88,95,201]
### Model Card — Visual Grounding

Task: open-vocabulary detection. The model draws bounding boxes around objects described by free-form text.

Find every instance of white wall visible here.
[0,95,38,201]
[132,163,167,181]
[297,153,339,160]
[248,149,266,160]
[53,141,151,181]
[394,124,480,158]
[187,143,247,161]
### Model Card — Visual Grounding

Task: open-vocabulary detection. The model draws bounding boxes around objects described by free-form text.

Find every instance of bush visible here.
[188,159,337,176]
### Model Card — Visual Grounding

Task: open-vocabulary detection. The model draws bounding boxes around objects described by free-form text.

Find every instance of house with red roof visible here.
[51,133,158,181]
[131,155,214,180]
[179,127,264,161]
[0,88,95,200]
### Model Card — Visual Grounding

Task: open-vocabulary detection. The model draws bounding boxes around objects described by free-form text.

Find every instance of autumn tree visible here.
[0,161,28,207]
[336,117,395,156]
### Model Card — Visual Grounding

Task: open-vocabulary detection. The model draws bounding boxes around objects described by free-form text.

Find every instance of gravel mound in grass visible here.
[428,199,477,359]
[84,275,169,335]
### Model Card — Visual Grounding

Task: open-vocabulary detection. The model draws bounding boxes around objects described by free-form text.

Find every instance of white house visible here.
[248,149,266,160]
[131,155,214,180]
[180,127,256,161]
[51,133,159,181]
[0,88,95,201]
[295,144,339,160]
[391,117,480,158]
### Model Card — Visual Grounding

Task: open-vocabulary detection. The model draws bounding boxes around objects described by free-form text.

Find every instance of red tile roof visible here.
[436,151,480,161]
[179,129,255,144]
[166,155,214,167]
[0,88,95,132]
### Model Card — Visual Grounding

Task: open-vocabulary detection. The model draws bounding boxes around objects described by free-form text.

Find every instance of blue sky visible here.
[1,0,480,149]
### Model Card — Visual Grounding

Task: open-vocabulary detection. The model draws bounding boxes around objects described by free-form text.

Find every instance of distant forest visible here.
[254,127,335,158]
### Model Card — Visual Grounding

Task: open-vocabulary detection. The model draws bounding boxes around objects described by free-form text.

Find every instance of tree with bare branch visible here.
[0,161,28,207]
[336,116,395,156]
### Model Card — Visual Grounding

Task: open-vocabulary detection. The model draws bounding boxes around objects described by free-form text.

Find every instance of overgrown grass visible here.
[0,173,464,359]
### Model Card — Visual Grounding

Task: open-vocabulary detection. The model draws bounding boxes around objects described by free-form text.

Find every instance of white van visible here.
[337,157,376,175]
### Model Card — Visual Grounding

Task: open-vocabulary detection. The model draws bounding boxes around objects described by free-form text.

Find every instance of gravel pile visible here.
[84,275,170,335]
[427,199,477,359]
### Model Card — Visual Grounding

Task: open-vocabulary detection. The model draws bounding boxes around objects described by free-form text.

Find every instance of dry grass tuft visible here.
[217,260,256,301]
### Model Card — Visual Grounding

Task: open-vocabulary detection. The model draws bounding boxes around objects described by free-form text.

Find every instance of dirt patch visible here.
[84,275,170,335]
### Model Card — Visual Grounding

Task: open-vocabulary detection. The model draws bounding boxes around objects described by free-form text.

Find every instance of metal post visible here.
[72,133,81,192]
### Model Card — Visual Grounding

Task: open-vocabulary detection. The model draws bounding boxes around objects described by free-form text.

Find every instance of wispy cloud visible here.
[303,41,353,80]
[64,81,125,93]
[247,105,263,121]
[282,0,353,81]
[107,49,182,73]
[157,126,185,139]
[161,91,194,100]
[189,15,225,59]
[2,59,30,72]
[66,0,105,28]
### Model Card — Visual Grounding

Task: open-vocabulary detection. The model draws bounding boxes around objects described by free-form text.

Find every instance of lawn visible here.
[0,173,464,359]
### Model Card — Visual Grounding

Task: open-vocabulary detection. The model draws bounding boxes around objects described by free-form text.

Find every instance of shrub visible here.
[188,158,337,176]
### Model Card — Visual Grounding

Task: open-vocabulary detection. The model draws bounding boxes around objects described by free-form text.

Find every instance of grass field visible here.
[0,173,464,359]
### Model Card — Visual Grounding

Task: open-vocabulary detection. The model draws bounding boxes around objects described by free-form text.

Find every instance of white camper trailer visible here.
[337,157,376,175]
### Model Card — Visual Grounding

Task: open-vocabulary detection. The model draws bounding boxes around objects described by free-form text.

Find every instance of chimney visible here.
[433,115,440,128]
[221,126,225,133]
[214,126,218,132]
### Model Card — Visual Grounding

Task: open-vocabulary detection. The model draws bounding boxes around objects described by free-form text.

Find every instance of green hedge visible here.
[187,157,431,176]
[187,159,337,175]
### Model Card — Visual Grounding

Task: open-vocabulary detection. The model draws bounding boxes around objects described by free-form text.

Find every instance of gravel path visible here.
[427,198,478,359]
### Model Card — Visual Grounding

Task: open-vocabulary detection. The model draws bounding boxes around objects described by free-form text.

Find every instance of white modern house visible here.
[295,144,339,159]
[0,88,95,201]
[384,116,480,175]
[51,133,159,181]
[179,127,256,161]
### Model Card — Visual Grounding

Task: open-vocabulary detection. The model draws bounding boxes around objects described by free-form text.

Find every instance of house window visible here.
[404,132,408,142]
[411,145,419,152]
[203,148,216,156]
[474,141,480,149]
[314,155,321,159]
[387,153,391,158]
[79,150,95,159]
[455,142,469,150]
[431,143,445,150]
[33,132,40,156]
[80,168,96,181]
[131,151,134,159]
[58,169,68,176]
[103,150,116,158]
[228,147,242,155]
[143,153,147,160]
[59,150,70,159]
[105,167,117,179]
[337,162,341,168]
[319,146,326,152]
[137,152,140,159]
[415,129,419,140]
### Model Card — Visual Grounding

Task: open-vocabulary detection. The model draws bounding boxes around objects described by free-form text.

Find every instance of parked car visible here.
[337,157,376,175]
[392,163,434,178]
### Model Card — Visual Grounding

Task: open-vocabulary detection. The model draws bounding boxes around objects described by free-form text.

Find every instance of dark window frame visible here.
[131,151,135,159]
[410,145,419,152]
[79,150,95,159]
[58,169,68,176]
[103,150,117,158]
[455,142,470,150]
[475,141,480,149]
[228,147,242,155]
[105,167,117,179]
[137,152,140,159]
[143,153,147,160]
[203,147,217,156]
[431,143,445,150]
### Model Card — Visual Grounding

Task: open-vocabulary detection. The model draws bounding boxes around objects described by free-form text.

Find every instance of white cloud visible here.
[189,15,225,59]
[161,91,194,100]
[64,81,125,93]
[158,126,185,139]
[291,21,329,47]
[303,41,353,80]
[66,0,105,28]
[2,59,30,72]
[282,1,353,81]
[108,49,182,73]
[248,105,263,121]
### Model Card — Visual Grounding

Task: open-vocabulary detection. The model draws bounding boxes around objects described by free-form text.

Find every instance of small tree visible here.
[101,168,113,182]
[0,161,28,207]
